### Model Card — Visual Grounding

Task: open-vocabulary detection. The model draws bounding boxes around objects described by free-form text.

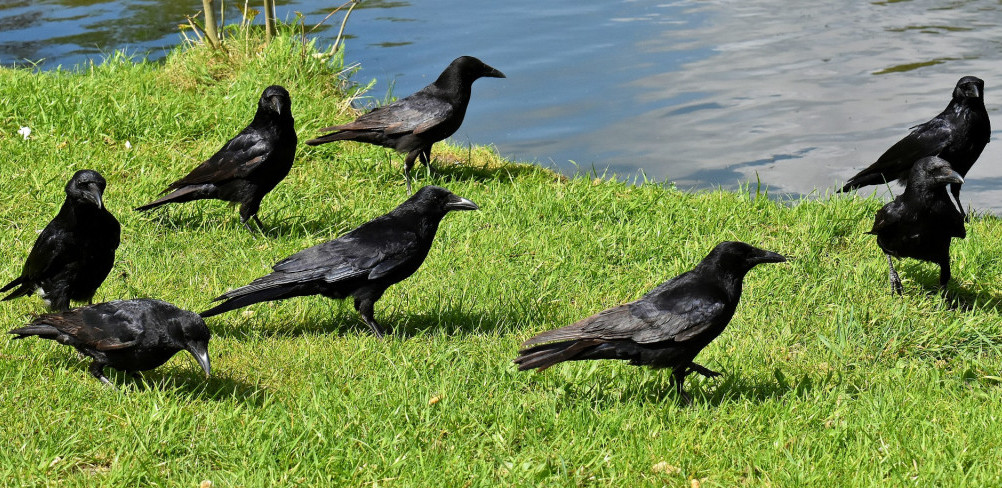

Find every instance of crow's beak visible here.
[188,344,211,377]
[485,67,506,79]
[940,170,965,186]
[271,96,283,115]
[83,186,104,209]
[446,196,479,211]
[756,251,788,264]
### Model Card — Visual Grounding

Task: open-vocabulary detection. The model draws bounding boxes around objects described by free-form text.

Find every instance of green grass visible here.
[3,30,1002,487]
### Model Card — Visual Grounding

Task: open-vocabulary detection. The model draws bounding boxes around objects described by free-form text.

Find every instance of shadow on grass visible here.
[430,157,561,185]
[28,352,268,405]
[138,370,269,406]
[205,300,533,339]
[139,205,339,240]
[541,367,834,409]
[898,262,1002,312]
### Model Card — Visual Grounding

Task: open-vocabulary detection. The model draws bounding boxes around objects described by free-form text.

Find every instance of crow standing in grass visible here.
[305,56,505,194]
[840,76,989,213]
[8,299,211,386]
[514,241,786,404]
[1,170,120,311]
[136,85,297,232]
[201,186,479,337]
[868,156,965,294]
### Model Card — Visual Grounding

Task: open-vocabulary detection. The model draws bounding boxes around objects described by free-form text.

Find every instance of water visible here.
[3,0,1002,209]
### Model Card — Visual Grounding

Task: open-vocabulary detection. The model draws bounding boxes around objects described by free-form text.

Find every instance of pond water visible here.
[3,0,1002,210]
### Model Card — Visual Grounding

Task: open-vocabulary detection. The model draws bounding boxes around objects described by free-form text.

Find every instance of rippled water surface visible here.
[3,0,1002,209]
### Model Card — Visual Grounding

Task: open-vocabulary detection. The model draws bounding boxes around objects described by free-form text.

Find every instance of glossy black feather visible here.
[200,186,479,337]
[8,299,211,385]
[305,56,505,193]
[868,156,966,293]
[1,170,120,311]
[840,76,989,210]
[514,241,786,403]
[135,85,297,231]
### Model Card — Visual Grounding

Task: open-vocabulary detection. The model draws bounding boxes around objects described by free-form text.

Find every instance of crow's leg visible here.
[89,361,114,388]
[354,297,388,338]
[689,362,722,378]
[670,367,692,405]
[239,201,264,236]
[420,146,435,177]
[404,150,421,195]
[241,220,258,236]
[938,259,952,292]
[886,254,903,295]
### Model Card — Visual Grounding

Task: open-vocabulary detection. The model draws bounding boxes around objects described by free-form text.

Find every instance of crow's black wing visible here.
[165,128,274,190]
[29,303,142,351]
[870,119,953,176]
[323,90,455,137]
[522,286,728,347]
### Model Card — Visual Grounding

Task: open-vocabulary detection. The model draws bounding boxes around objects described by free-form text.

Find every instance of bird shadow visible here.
[205,300,535,339]
[140,206,334,240]
[132,370,269,406]
[548,367,829,409]
[897,263,1002,313]
[31,353,267,405]
[421,154,564,186]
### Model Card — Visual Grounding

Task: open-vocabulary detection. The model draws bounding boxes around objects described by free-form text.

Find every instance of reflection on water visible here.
[3,0,1002,209]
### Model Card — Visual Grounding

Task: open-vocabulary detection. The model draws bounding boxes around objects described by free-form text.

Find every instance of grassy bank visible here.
[2,31,1002,486]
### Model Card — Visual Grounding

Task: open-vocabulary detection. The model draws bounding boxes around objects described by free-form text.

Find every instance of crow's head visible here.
[910,156,964,189]
[259,85,293,118]
[704,241,787,275]
[954,76,984,100]
[176,312,212,377]
[439,56,506,88]
[66,169,108,209]
[406,185,480,217]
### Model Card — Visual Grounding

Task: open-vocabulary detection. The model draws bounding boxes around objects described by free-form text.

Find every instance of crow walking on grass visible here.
[514,241,786,404]
[136,85,297,233]
[201,186,479,337]
[305,56,505,194]
[9,299,211,386]
[868,156,965,294]
[2,170,120,311]
[840,76,989,214]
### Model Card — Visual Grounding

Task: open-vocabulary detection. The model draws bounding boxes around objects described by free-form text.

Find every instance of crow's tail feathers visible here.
[135,185,215,212]
[513,339,603,372]
[839,171,894,193]
[8,323,58,339]
[200,282,293,318]
[304,131,353,146]
[1,278,32,301]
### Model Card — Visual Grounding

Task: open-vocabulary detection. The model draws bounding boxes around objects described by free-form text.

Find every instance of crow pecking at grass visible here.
[305,56,505,194]
[515,241,786,404]
[2,170,120,311]
[201,185,479,337]
[9,299,211,386]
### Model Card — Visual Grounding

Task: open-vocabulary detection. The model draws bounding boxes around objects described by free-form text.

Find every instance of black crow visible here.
[514,241,786,404]
[305,56,505,194]
[201,185,479,337]
[868,156,965,294]
[2,170,120,311]
[9,299,211,386]
[136,85,297,232]
[840,76,989,212]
